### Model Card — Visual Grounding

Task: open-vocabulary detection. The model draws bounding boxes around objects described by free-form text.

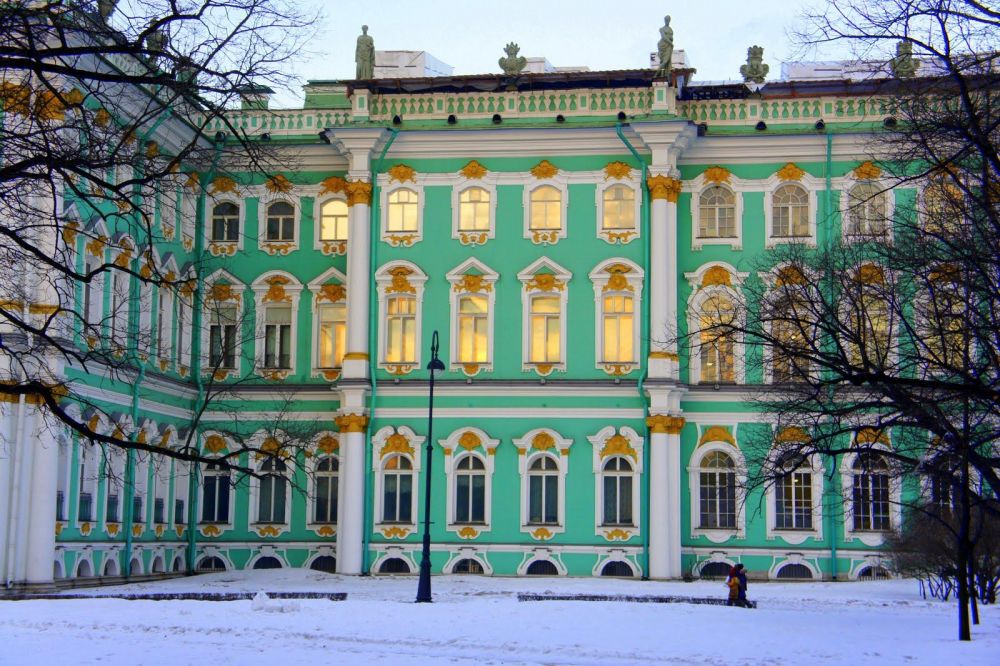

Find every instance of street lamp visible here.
[416,330,445,603]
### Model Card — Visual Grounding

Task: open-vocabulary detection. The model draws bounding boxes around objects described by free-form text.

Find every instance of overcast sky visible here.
[276,0,850,107]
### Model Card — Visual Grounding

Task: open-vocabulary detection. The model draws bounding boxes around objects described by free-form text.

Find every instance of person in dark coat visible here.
[735,564,750,608]
[725,568,741,606]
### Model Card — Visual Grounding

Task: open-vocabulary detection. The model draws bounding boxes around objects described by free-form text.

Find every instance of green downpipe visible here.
[616,123,651,578]
[361,128,398,574]
[823,129,839,581]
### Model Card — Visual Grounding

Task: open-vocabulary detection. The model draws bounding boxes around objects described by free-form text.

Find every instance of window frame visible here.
[518,257,572,376]
[842,179,894,241]
[523,180,569,245]
[437,428,501,537]
[205,197,243,254]
[687,438,747,542]
[258,198,300,253]
[371,426,424,534]
[683,264,749,385]
[840,442,901,546]
[595,178,641,245]
[588,426,644,537]
[199,447,233,530]
[451,182,498,245]
[446,258,499,376]
[307,267,349,379]
[513,428,574,537]
[765,447,825,544]
[375,261,428,374]
[689,176,745,250]
[251,271,303,378]
[201,271,245,377]
[380,184,424,247]
[763,172,820,247]
[590,259,644,375]
[314,196,350,255]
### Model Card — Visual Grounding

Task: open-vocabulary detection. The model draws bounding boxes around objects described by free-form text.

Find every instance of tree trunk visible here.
[969,562,980,625]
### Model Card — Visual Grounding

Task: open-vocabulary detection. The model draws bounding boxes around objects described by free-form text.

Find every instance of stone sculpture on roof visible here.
[740,45,769,84]
[655,15,674,76]
[356,25,375,79]
[499,42,527,76]
[890,40,919,78]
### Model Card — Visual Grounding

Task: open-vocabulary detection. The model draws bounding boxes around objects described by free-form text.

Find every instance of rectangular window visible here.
[174,498,186,525]
[263,305,292,369]
[528,475,558,524]
[315,475,338,523]
[529,296,561,363]
[775,472,812,529]
[853,474,891,531]
[383,474,413,522]
[317,304,346,369]
[457,295,488,363]
[132,495,143,524]
[177,298,189,365]
[82,261,95,327]
[201,471,230,523]
[386,296,416,363]
[602,295,634,363]
[208,305,238,369]
[156,289,172,360]
[106,493,120,523]
[79,492,93,522]
[456,474,486,523]
[110,272,129,345]
[153,497,165,524]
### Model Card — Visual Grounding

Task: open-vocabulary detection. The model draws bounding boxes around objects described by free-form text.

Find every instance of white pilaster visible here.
[334,386,369,575]
[343,190,372,379]
[24,406,57,587]
[647,429,670,578]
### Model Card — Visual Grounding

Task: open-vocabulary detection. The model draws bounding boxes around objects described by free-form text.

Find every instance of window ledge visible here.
[207,241,239,257]
[382,231,421,247]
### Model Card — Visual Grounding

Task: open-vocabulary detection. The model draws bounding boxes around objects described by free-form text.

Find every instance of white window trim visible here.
[102,446,126,527]
[307,266,348,379]
[451,180,498,246]
[375,261,428,375]
[371,426,424,535]
[446,258,499,376]
[765,449,825,545]
[513,428,574,537]
[246,432,294,537]
[76,438,99,529]
[171,456,191,527]
[380,183,425,247]
[837,177,896,242]
[522,178,569,245]
[132,451,149,527]
[257,194,301,255]
[684,174,747,250]
[176,277,194,373]
[197,432,235,535]
[444,552,494,575]
[589,258,644,375]
[251,271,303,379]
[200,269,245,380]
[687,439,747,542]
[204,195,244,256]
[683,263,748,385]
[305,431,340,535]
[840,444,902,546]
[588,426,644,538]
[594,178,641,245]
[763,173,822,248]
[518,257,572,376]
[436,427,501,537]
[758,265,820,385]
[313,195,350,256]
[516,552,568,576]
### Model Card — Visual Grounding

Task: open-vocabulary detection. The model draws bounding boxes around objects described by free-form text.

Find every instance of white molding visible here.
[307,266,348,377]
[451,180,498,246]
[380,182,424,247]
[203,194,244,255]
[684,277,746,386]
[765,451,826,545]
[513,428,574,537]
[594,177,641,245]
[762,173,822,248]
[245,430,294,537]
[522,179,569,246]
[371,426,424,533]
[446,258,499,376]
[687,439,747,543]
[518,257,572,375]
[436,427,502,537]
[838,177,897,242]
[839,443,901,547]
[589,258,644,374]
[587,426,644,538]
[313,194,350,256]
[256,195,301,255]
[250,271,303,378]
[375,260,428,374]
[684,174,747,251]
[370,407,647,419]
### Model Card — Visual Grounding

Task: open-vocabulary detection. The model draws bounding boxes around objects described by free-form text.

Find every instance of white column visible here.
[335,403,369,575]
[646,413,685,579]
[23,406,57,587]
[343,181,373,380]
[665,430,682,577]
[646,175,680,380]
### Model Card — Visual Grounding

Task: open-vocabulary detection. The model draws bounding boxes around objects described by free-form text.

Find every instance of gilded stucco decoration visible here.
[698,426,737,447]
[458,431,482,451]
[776,163,806,181]
[144,141,159,158]
[605,230,635,244]
[382,526,409,538]
[345,180,373,206]
[61,221,80,245]
[531,432,555,451]
[257,526,281,537]
[530,160,559,179]
[460,160,488,179]
[454,274,491,293]
[384,233,419,247]
[387,164,417,183]
[261,275,292,303]
[775,265,807,287]
[604,161,632,180]
[385,266,417,294]
[855,263,885,285]
[316,525,335,537]
[853,161,882,180]
[602,264,634,293]
[530,527,553,540]
[321,240,348,255]
[855,427,890,445]
[646,174,681,202]
[200,524,221,537]
[209,283,240,302]
[319,176,348,195]
[603,528,632,541]
[317,435,339,454]
[184,172,200,191]
[531,230,560,245]
[317,283,346,303]
[459,232,489,246]
[208,242,237,257]
[204,434,227,453]
[703,166,732,185]
[265,174,294,194]
[524,273,564,292]
[646,414,685,434]
[335,413,369,433]
[701,265,733,287]
[86,235,108,258]
[381,432,414,457]
[210,176,238,195]
[600,433,637,459]
[775,426,811,443]
[457,526,479,539]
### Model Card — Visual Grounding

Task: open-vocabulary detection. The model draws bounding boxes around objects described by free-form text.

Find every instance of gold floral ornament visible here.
[530,160,559,179]
[382,526,409,538]
[460,160,487,179]
[604,161,632,180]
[94,107,111,127]
[184,172,200,191]
[775,426,811,443]
[210,176,238,195]
[209,283,240,302]
[602,264,634,292]
[144,141,159,159]
[601,434,637,459]
[698,426,736,447]
[317,283,346,303]
[86,235,108,258]
[855,264,885,285]
[646,414,686,434]
[855,427,890,445]
[34,90,67,122]
[703,166,732,184]
[61,221,80,245]
[257,526,280,538]
[646,175,681,202]
[525,273,564,292]
[265,174,293,194]
[532,432,555,451]
[346,180,373,206]
[458,431,482,451]
[388,164,417,183]
[853,161,882,180]
[459,232,489,246]
[381,432,414,456]
[319,176,348,195]
[454,274,491,293]
[317,435,339,455]
[335,413,369,433]
[385,266,416,294]
[530,527,553,540]
[776,163,806,181]
[262,275,291,303]
[457,526,479,539]
[775,265,808,287]
[701,265,732,287]
[204,434,227,454]
[316,525,335,537]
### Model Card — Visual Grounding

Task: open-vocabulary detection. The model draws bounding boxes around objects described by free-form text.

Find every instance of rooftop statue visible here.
[356,25,374,80]
[98,0,118,22]
[890,40,919,78]
[499,42,527,76]
[740,45,769,84]
[655,15,673,76]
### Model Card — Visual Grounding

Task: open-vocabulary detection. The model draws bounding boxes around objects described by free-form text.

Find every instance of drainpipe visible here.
[823,128,839,581]
[361,128,398,574]
[616,123,651,578]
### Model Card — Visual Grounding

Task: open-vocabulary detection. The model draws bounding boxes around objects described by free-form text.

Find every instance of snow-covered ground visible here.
[0,570,997,665]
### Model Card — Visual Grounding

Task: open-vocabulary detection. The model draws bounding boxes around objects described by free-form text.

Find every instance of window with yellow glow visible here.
[601,294,634,363]
[848,292,891,367]
[458,188,490,231]
[923,180,963,234]
[387,189,419,232]
[771,294,811,382]
[319,200,349,241]
[529,295,561,363]
[316,303,346,368]
[699,295,735,383]
[529,186,562,231]
[385,296,416,363]
[699,186,736,238]
[924,281,967,368]
[457,295,489,363]
[772,184,810,237]
[602,185,635,230]
[846,183,887,236]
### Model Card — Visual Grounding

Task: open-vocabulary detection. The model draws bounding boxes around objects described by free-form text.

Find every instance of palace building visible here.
[1,38,911,590]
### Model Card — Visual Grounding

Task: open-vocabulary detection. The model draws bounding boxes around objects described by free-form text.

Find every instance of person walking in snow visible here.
[726,563,751,608]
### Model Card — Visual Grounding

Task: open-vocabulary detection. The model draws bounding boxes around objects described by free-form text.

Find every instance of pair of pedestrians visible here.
[726,563,751,608]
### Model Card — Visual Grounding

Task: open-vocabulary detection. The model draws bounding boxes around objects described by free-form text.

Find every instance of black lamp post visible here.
[416,330,445,603]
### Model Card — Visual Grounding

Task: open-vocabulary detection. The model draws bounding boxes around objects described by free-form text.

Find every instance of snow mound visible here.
[250,591,300,613]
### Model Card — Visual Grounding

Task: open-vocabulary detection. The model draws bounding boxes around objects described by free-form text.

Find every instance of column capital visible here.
[646,414,685,434]
[646,174,681,203]
[345,180,373,207]
[335,413,369,433]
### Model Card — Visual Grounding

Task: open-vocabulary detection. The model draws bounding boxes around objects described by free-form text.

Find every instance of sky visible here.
[273,0,851,107]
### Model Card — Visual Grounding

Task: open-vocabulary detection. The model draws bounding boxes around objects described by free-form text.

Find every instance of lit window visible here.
[924,277,967,368]
[319,200,348,241]
[602,185,635,230]
[211,202,239,242]
[314,456,338,523]
[529,295,561,363]
[263,305,292,369]
[849,292,891,367]
[699,295,735,383]
[454,455,486,524]
[770,290,812,383]
[602,294,634,363]
[257,458,287,523]
[208,304,238,369]
[529,186,562,230]
[699,452,736,528]
[457,295,488,363]
[265,201,295,241]
[387,189,419,232]
[528,455,559,525]
[699,186,736,238]
[386,296,416,363]
[847,183,887,236]
[201,462,230,522]
[458,188,490,231]
[772,184,810,237]
[382,455,413,523]
[775,454,813,530]
[923,180,963,234]
[852,453,890,531]
[316,303,346,369]
[601,457,633,526]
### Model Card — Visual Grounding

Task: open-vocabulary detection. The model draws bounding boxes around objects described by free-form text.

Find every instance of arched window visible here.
[387,189,419,232]
[923,276,967,369]
[127,556,141,575]
[265,201,295,241]
[378,557,411,574]
[699,561,732,579]
[770,291,811,383]
[211,202,239,242]
[529,186,562,231]
[852,453,891,531]
[457,295,488,363]
[452,558,484,574]
[771,184,810,238]
[601,294,635,363]
[76,560,93,578]
[847,183,887,236]
[601,457,634,526]
[253,556,283,569]
[528,455,559,525]
[775,563,813,579]
[200,461,228,523]
[386,296,416,363]
[923,179,963,234]
[319,199,348,241]
[529,295,561,363]
[314,456,338,524]
[602,185,635,230]
[699,294,736,383]
[458,188,490,231]
[774,454,813,530]
[699,186,736,238]
[257,458,288,523]
[849,290,891,367]
[526,559,558,576]
[172,556,184,572]
[857,565,890,580]
[102,558,117,577]
[600,560,634,577]
[311,556,337,573]
[197,556,226,572]
[382,455,413,523]
[699,451,736,529]
[454,455,486,524]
